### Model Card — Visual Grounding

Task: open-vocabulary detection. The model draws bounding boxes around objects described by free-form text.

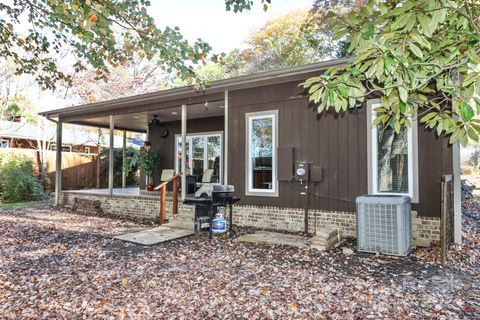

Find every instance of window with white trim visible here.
[51,144,72,152]
[370,102,415,198]
[246,111,278,196]
[175,132,222,183]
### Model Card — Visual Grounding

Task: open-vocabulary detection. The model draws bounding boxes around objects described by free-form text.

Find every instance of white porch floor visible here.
[63,188,159,197]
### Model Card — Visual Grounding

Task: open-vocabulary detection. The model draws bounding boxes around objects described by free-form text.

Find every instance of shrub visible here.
[0,154,43,203]
[99,147,140,187]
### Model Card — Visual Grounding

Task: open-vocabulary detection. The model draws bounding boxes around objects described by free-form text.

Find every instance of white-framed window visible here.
[51,144,72,152]
[367,100,418,201]
[174,132,223,183]
[0,139,9,148]
[84,147,91,154]
[246,110,278,196]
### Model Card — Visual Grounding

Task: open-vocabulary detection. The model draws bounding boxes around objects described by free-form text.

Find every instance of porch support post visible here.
[122,130,126,189]
[108,115,114,195]
[224,90,228,185]
[452,142,462,244]
[54,120,62,206]
[181,104,187,200]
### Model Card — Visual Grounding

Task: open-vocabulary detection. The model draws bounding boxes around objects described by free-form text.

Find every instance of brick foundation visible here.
[60,191,440,242]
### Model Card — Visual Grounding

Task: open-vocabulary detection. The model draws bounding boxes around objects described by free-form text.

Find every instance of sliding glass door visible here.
[175,132,222,183]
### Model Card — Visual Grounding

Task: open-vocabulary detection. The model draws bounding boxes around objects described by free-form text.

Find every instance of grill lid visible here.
[195,184,235,198]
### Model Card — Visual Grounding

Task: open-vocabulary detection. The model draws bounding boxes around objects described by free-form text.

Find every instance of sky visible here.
[151,0,313,53]
[37,0,313,111]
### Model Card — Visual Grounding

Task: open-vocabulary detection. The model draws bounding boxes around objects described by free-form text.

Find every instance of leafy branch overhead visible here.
[301,0,480,146]
[0,0,214,90]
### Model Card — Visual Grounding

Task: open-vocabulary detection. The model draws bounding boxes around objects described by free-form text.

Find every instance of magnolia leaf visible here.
[467,127,478,142]
[394,120,401,133]
[398,86,408,103]
[418,15,431,37]
[409,42,423,59]
[460,101,474,122]
[411,33,431,49]
[384,56,394,70]
[420,112,438,123]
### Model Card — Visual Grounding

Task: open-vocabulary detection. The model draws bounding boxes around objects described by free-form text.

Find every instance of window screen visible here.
[376,124,409,193]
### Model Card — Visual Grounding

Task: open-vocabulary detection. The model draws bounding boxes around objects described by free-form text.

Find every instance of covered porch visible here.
[46,89,231,206]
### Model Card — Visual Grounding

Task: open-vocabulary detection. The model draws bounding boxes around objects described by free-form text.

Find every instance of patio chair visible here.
[161,169,175,182]
[160,169,175,192]
[196,169,215,189]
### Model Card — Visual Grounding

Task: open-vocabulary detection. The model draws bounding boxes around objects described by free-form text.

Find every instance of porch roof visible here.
[39,58,349,132]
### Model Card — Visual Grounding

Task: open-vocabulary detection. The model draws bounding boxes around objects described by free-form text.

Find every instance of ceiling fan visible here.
[149,115,169,138]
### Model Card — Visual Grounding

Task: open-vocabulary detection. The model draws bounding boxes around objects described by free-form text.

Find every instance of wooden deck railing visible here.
[154,172,182,225]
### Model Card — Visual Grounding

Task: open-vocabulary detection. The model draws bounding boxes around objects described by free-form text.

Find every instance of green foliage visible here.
[138,149,160,181]
[301,0,480,146]
[0,199,53,211]
[225,0,271,12]
[99,147,139,187]
[0,0,215,90]
[0,154,43,203]
[123,147,140,175]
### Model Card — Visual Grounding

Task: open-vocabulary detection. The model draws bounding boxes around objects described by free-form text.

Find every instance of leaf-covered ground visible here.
[0,201,479,319]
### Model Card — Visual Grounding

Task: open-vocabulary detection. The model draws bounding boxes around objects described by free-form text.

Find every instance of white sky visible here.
[151,0,313,53]
[37,0,313,111]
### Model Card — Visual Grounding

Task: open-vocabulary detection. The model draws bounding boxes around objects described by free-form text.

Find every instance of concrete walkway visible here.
[114,222,194,246]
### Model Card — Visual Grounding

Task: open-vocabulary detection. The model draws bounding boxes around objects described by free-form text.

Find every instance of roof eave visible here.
[39,58,351,119]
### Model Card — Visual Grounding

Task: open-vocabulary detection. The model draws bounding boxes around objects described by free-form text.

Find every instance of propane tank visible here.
[212,211,227,234]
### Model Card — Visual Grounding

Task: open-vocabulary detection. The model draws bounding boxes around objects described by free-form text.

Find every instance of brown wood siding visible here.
[147,116,224,186]
[228,81,453,218]
[413,126,453,217]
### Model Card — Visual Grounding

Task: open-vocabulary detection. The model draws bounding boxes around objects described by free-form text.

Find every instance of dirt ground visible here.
[0,201,479,319]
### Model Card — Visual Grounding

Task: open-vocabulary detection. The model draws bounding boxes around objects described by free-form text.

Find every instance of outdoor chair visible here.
[160,169,175,192]
[196,169,215,189]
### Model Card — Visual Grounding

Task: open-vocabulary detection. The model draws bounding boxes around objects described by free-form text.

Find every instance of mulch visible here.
[0,200,479,319]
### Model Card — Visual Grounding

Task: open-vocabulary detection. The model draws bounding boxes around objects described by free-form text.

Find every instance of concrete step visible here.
[412,237,431,248]
[237,231,309,248]
[315,227,339,240]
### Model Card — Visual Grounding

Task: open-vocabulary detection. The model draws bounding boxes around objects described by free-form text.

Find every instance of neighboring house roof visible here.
[0,120,143,148]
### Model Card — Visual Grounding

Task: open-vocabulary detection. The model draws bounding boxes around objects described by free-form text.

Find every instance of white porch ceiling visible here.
[70,101,225,132]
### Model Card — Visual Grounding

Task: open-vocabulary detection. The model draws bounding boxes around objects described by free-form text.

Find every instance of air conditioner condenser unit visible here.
[356,195,411,256]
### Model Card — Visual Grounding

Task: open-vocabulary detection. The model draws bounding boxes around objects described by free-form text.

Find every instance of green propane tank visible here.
[212,211,227,234]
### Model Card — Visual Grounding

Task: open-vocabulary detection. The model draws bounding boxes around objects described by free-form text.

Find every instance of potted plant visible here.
[138,145,160,191]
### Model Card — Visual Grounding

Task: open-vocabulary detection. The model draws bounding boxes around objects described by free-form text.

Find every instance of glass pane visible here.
[192,136,205,178]
[250,117,273,190]
[376,125,409,193]
[207,136,221,182]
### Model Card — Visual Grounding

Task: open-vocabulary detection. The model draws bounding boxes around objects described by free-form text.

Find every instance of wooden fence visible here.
[0,148,98,191]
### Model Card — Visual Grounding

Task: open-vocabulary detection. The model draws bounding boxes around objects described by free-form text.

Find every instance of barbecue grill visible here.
[183,184,240,239]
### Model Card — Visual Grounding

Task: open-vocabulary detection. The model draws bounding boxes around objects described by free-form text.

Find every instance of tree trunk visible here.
[36,116,49,191]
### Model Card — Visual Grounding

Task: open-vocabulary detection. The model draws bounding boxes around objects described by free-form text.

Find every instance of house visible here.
[40,58,462,244]
[0,119,143,153]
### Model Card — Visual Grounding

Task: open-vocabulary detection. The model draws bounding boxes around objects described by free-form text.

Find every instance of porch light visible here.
[144,141,152,151]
